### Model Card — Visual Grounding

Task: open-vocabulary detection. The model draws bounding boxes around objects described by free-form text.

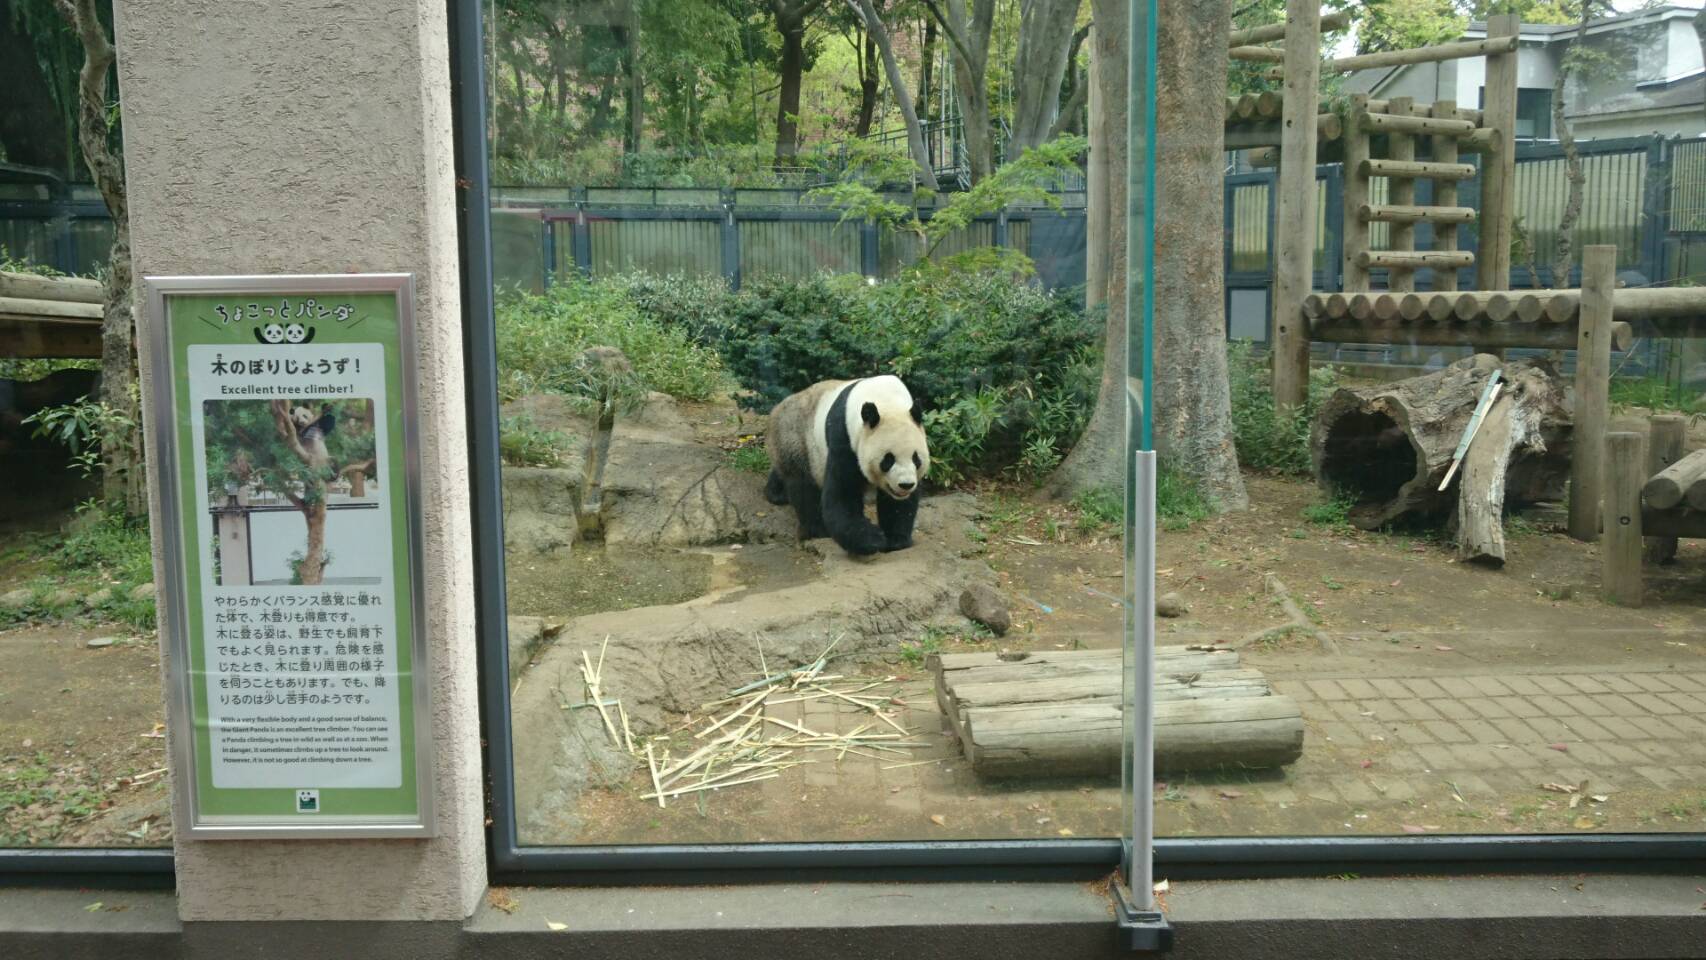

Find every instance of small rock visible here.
[128,583,157,603]
[1155,592,1188,618]
[0,588,32,609]
[959,584,1011,636]
[84,588,113,608]
[86,637,118,649]
[46,588,79,608]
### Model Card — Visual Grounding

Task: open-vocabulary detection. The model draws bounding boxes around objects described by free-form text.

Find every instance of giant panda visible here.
[289,405,336,471]
[764,375,929,557]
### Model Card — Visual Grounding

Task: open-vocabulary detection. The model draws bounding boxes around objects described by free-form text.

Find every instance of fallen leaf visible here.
[1590,795,1609,803]
[1058,827,1075,836]
[929,814,947,827]
[83,902,103,912]
[1548,743,1570,752]
[1217,789,1243,800]
[487,889,518,915]
[1153,880,1170,895]
[1569,794,1582,809]
[546,921,568,931]
[1573,816,1597,830]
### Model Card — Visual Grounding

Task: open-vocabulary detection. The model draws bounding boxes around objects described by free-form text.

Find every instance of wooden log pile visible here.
[1301,290,1635,351]
[0,270,103,359]
[929,647,1304,778]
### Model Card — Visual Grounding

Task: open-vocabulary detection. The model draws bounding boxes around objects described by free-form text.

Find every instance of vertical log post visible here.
[1476,14,1520,292]
[1386,97,1417,294]
[1645,414,1686,563]
[1340,93,1371,293]
[1431,99,1461,293]
[1602,431,1645,606]
[1272,0,1323,413]
[1569,245,1616,541]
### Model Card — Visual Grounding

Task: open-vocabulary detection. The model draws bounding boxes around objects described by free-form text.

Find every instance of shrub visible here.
[1227,339,1338,475]
[496,278,731,404]
[499,414,575,467]
[725,443,771,474]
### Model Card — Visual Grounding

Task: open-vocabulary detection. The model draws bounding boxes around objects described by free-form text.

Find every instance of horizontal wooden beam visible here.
[1639,506,1706,539]
[1227,10,1352,46]
[1361,112,1478,137]
[1307,317,1632,351]
[1228,45,1286,64]
[1364,100,1483,125]
[1355,250,1475,270]
[0,316,102,358]
[1359,203,1477,224]
[0,270,103,304]
[1225,113,1342,146]
[0,295,103,322]
[1321,35,1519,74]
[1360,158,1478,181]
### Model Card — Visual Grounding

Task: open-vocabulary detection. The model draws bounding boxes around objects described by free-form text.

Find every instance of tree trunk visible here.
[57,0,142,517]
[1550,3,1592,287]
[854,28,878,137]
[1310,355,1572,537]
[1048,7,1127,499]
[929,0,994,183]
[626,21,644,153]
[1009,0,1083,153]
[851,0,935,187]
[1152,0,1246,510]
[298,498,327,585]
[774,12,808,165]
[917,18,936,121]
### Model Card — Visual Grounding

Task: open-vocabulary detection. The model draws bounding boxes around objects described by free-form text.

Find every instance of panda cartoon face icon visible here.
[254,322,315,345]
[284,323,309,343]
[261,323,286,343]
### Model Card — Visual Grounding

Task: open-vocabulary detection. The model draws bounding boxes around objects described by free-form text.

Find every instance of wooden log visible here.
[1311,356,1574,529]
[1515,293,1546,323]
[1543,292,1579,323]
[1641,506,1706,538]
[1224,96,1240,120]
[1605,286,1706,320]
[1644,415,1686,563]
[952,670,1272,713]
[1398,293,1428,321]
[1359,203,1477,224]
[1645,449,1706,510]
[1227,10,1352,46]
[1371,293,1402,322]
[1386,98,1418,294]
[1356,251,1475,271]
[0,317,103,359]
[0,295,104,322]
[1433,99,1462,293]
[1320,36,1519,74]
[1229,45,1287,63]
[962,697,1305,778]
[1454,389,1532,566]
[1602,432,1646,606]
[1272,0,1322,415]
[1236,93,1261,119]
[1361,112,1477,137]
[1453,292,1482,322]
[1308,317,1629,351]
[1324,293,1351,319]
[1301,293,1327,319]
[1361,100,1482,126]
[1360,158,1477,181]
[1484,291,1514,321]
[1348,293,1376,321]
[0,271,104,304]
[1570,246,1617,542]
[1478,14,1520,291]
[1223,114,1343,147]
[1341,95,1371,293]
[930,648,1242,688]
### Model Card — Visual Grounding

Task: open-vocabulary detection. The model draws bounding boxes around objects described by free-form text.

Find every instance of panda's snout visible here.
[896,480,916,494]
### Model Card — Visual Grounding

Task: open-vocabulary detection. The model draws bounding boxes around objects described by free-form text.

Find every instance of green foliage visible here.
[1227,340,1339,475]
[288,550,333,586]
[725,443,771,474]
[1302,492,1356,528]
[201,399,376,504]
[1609,375,1706,417]
[1357,0,1465,54]
[499,414,576,467]
[57,502,153,586]
[0,503,155,631]
[1073,487,1122,533]
[22,395,130,480]
[1156,466,1212,531]
[496,277,731,404]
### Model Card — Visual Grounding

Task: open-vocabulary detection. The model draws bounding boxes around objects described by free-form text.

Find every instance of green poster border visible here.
[146,275,433,838]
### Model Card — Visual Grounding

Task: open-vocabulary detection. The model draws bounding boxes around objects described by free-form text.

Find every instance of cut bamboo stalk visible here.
[644,742,666,808]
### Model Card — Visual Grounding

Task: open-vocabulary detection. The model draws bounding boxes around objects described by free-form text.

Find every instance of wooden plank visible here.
[1361,112,1477,137]
[0,317,103,359]
[1433,99,1462,293]
[1359,203,1477,224]
[1356,251,1474,270]
[1570,245,1617,542]
[1477,14,1520,291]
[1360,158,1477,181]
[963,697,1305,778]
[1644,415,1686,562]
[1308,317,1630,351]
[0,271,103,304]
[1271,0,1322,414]
[1386,97,1418,294]
[1641,506,1706,538]
[1602,431,1646,605]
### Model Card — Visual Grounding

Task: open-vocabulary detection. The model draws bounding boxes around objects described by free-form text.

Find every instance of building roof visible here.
[1463,4,1702,42]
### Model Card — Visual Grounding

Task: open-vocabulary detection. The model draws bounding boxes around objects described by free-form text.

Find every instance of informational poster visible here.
[146,275,433,838]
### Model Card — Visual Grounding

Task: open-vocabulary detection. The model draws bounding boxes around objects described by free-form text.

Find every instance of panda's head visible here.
[290,405,316,429]
[848,375,929,500]
[261,323,286,343]
[284,323,309,343]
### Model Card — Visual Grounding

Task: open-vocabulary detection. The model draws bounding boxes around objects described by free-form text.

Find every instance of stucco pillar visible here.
[113,0,485,921]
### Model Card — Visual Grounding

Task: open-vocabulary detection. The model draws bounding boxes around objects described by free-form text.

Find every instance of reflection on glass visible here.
[489,0,1136,845]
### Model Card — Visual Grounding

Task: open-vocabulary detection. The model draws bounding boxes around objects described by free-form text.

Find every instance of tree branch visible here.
[269,400,314,466]
[924,0,979,72]
[54,0,124,222]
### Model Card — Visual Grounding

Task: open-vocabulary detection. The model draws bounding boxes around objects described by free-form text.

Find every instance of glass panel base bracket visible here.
[1111,876,1173,952]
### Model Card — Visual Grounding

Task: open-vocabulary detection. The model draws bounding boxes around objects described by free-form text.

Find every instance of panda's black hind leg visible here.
[764,468,789,505]
[784,476,829,539]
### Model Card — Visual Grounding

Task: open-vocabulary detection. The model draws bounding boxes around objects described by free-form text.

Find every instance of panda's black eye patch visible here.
[880,453,896,472]
[912,453,922,468]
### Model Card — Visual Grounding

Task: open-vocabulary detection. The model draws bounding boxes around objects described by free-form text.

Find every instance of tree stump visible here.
[1311,355,1572,562]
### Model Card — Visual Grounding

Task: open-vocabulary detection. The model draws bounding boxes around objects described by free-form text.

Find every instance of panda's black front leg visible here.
[876,492,918,552]
[820,462,886,556]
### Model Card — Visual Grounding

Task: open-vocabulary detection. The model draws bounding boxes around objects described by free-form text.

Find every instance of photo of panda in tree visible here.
[202,398,379,587]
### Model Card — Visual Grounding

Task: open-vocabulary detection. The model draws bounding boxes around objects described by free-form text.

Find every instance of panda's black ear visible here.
[861,402,880,429]
[910,400,922,424]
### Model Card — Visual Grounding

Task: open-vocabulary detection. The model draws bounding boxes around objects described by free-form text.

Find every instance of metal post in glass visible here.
[1113,0,1170,949]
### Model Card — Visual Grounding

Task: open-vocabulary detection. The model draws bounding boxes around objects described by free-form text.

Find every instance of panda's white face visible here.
[284,323,309,343]
[261,323,286,343]
[290,406,315,429]
[851,376,929,500]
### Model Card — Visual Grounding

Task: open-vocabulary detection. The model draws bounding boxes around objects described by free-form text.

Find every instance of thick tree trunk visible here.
[851,0,935,186]
[1152,0,1246,510]
[1009,0,1083,153]
[1310,356,1572,543]
[298,499,328,585]
[57,0,143,517]
[929,0,994,183]
[1048,8,1127,499]
[774,21,807,164]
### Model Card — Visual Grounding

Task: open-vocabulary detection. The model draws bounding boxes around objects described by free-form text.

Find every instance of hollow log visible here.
[961,697,1305,778]
[1311,355,1573,531]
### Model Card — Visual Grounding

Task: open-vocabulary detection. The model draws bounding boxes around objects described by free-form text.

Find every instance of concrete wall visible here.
[113,0,485,922]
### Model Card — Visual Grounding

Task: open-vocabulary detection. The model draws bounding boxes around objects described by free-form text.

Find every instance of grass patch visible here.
[899,623,994,666]
[1072,487,1122,533]
[1156,467,1211,531]
[499,414,576,467]
[725,443,770,475]
[0,506,156,631]
[1609,375,1706,417]
[1228,339,1339,475]
[1302,492,1356,529]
